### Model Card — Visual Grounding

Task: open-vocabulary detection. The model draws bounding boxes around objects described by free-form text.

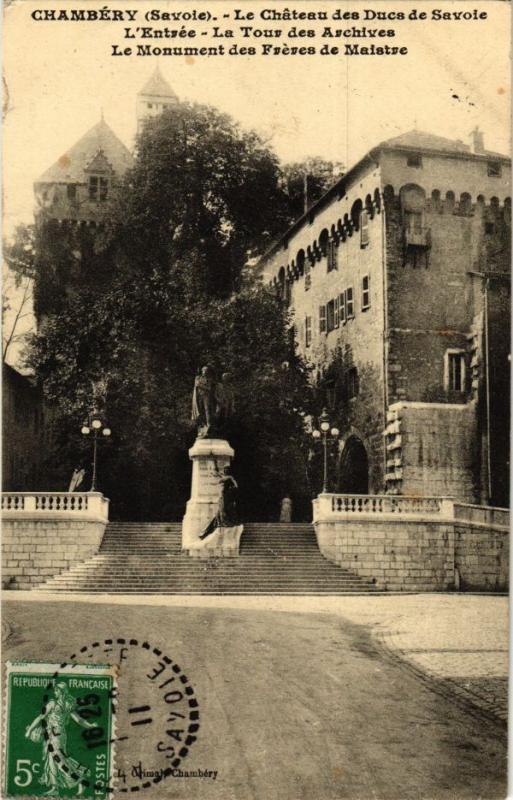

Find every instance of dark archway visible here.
[338,436,369,494]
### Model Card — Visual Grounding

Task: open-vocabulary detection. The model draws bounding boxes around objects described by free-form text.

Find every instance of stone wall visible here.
[2,492,109,590]
[384,401,477,500]
[2,520,106,590]
[453,503,509,592]
[314,495,509,592]
[315,518,454,591]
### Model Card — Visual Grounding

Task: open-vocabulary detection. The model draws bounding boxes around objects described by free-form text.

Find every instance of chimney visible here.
[470,126,485,154]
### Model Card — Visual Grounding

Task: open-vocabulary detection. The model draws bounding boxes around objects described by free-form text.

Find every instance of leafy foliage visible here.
[25,102,321,519]
[282,158,345,219]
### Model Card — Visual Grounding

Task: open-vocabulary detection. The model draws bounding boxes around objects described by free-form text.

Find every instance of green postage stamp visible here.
[4,661,117,799]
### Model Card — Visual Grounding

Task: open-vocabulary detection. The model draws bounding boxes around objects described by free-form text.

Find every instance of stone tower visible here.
[34,115,133,225]
[136,65,179,134]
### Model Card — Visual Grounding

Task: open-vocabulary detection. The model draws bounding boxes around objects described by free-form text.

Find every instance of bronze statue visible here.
[192,365,217,437]
[216,372,235,423]
[192,366,235,438]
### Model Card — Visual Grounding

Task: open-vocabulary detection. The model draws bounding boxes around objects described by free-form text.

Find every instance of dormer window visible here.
[89,175,109,202]
[407,154,422,168]
[487,162,501,178]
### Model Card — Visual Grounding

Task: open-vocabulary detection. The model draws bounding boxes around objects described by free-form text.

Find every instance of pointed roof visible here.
[138,66,177,100]
[36,118,133,184]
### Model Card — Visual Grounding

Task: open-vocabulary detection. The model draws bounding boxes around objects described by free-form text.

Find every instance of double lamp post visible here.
[81,414,111,492]
[312,408,339,493]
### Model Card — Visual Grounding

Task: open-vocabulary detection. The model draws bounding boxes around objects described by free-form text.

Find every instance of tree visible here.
[25,103,322,518]
[26,270,314,519]
[282,158,345,218]
[3,225,36,364]
[100,102,293,298]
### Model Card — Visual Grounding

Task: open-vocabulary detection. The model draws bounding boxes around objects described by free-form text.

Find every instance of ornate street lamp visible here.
[312,408,339,493]
[81,412,111,492]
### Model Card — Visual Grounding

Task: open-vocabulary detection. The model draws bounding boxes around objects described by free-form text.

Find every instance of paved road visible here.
[2,594,507,800]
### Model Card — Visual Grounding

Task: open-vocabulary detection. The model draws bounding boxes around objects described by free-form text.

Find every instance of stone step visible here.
[37,521,376,595]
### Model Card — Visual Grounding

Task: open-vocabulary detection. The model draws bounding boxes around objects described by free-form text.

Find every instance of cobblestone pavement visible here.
[5,592,508,724]
[2,592,508,800]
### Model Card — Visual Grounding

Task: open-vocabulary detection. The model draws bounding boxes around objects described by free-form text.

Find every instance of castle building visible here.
[34,67,178,225]
[257,129,511,506]
[34,116,133,225]
[136,65,179,134]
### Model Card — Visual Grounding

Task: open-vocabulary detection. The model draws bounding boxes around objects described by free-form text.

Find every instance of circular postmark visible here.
[37,637,200,795]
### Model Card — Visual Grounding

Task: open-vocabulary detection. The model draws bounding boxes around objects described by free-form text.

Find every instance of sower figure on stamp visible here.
[25,682,96,796]
[191,365,217,438]
[200,459,239,540]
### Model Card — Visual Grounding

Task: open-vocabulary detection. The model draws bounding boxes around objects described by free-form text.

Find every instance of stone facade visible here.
[384,402,477,501]
[257,129,511,503]
[313,495,508,592]
[2,492,109,590]
[2,519,106,590]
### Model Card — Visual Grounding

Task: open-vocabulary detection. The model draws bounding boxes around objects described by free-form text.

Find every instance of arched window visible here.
[445,191,455,212]
[459,193,472,215]
[504,197,511,226]
[431,189,441,211]
[351,199,363,231]
[319,229,329,255]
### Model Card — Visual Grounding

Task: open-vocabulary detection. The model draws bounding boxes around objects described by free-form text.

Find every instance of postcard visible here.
[2,1,510,798]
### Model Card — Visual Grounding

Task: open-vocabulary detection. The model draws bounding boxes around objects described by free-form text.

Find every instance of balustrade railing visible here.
[2,492,108,520]
[313,493,454,521]
[330,494,443,515]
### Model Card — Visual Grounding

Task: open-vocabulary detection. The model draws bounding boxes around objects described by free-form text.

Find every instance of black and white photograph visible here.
[2,1,510,798]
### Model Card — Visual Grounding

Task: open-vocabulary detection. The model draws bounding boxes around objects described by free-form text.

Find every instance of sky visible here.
[2,1,511,367]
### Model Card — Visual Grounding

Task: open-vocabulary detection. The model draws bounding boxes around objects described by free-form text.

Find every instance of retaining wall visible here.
[314,495,508,592]
[2,493,109,590]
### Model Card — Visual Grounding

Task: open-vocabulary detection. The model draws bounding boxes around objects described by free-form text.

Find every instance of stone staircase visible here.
[37,522,377,594]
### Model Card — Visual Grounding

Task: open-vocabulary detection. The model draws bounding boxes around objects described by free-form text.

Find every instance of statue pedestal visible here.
[182,438,243,557]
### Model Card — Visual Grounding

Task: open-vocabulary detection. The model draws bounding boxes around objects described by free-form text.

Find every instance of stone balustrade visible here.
[313,493,509,592]
[2,492,110,590]
[314,493,454,521]
[2,492,108,521]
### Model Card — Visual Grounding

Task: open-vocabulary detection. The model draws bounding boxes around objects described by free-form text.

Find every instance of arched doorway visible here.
[338,436,369,494]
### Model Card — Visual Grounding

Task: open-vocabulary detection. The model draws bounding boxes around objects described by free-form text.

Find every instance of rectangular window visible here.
[99,177,109,202]
[326,300,335,333]
[347,367,359,399]
[362,275,370,310]
[305,260,311,291]
[67,184,77,201]
[305,316,312,348]
[487,161,502,178]
[407,154,422,168]
[334,295,340,328]
[327,240,338,272]
[444,350,466,392]
[89,175,109,202]
[346,287,354,319]
[339,291,346,324]
[88,176,98,201]
[360,210,369,247]
[319,305,326,334]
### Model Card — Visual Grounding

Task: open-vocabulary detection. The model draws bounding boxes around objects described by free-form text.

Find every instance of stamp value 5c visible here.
[4,661,117,799]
